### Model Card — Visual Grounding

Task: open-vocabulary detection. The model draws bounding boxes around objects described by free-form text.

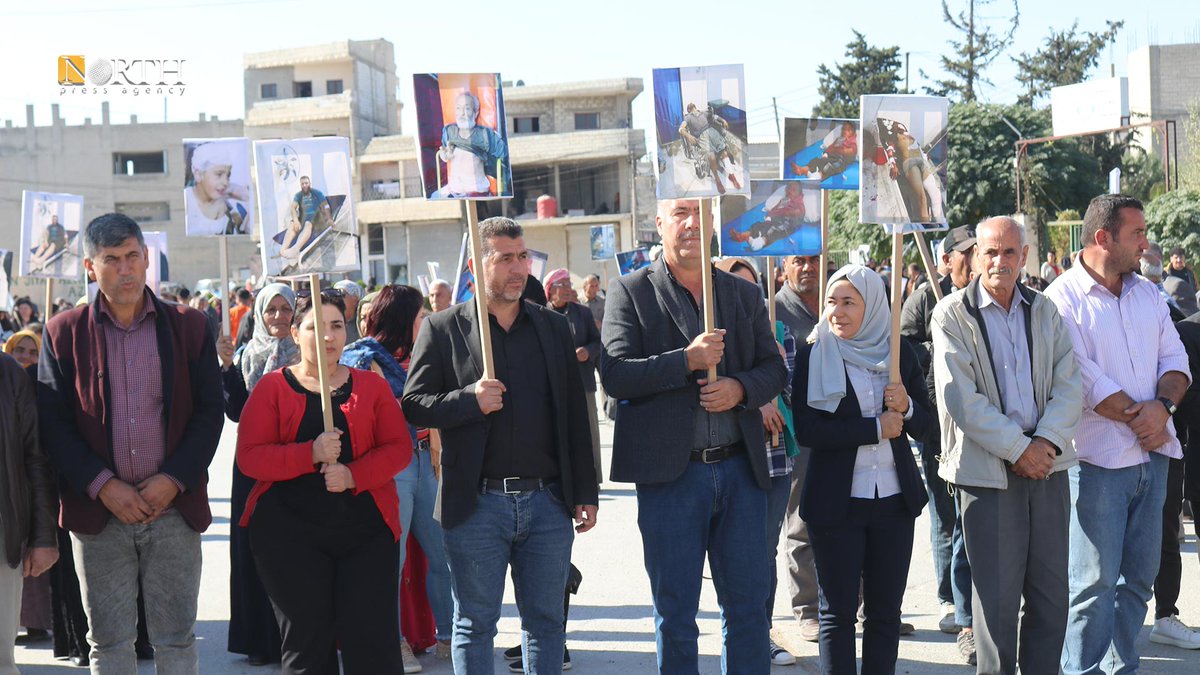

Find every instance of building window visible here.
[113,152,166,176]
[513,116,540,134]
[326,79,344,95]
[260,83,277,99]
[114,202,170,223]
[574,112,600,130]
[294,81,313,98]
[367,224,384,256]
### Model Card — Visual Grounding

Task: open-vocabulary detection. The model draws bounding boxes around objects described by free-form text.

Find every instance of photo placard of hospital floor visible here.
[782,117,860,190]
[720,180,822,257]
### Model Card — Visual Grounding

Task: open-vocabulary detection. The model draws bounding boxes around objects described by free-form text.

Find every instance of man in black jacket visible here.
[0,353,58,673]
[402,217,598,674]
[898,224,976,649]
[543,268,604,483]
[601,198,786,671]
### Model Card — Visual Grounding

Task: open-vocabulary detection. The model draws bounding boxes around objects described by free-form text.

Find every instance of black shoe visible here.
[507,646,571,672]
[503,644,522,660]
[135,644,154,660]
[70,654,90,667]
[15,628,50,645]
[247,653,272,666]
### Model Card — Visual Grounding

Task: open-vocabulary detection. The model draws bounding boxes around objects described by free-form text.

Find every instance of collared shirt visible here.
[87,289,171,498]
[661,267,741,451]
[977,284,1037,432]
[774,285,819,345]
[585,295,605,327]
[846,363,901,499]
[1045,263,1192,468]
[481,303,559,480]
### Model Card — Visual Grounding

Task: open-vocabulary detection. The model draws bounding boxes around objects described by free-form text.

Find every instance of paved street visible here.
[14,416,1199,673]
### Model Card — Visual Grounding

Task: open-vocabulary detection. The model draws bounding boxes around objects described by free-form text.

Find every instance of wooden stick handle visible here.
[766,255,777,330]
[819,189,830,300]
[466,202,496,379]
[889,232,904,382]
[44,279,53,321]
[308,273,336,434]
[914,232,942,301]
[699,198,718,382]
[219,238,231,337]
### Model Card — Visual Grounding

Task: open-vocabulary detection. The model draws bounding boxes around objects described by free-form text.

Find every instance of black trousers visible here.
[1154,457,1188,619]
[249,493,402,675]
[810,495,914,675]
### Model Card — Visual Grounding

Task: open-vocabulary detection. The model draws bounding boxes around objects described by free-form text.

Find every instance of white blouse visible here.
[845,363,911,499]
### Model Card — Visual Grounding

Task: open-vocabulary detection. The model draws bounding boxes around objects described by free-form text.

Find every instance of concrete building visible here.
[0,101,254,300]
[357,77,652,290]
[1127,42,1200,159]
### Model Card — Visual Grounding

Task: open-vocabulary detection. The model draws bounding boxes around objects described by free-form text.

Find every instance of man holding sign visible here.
[601,199,786,671]
[402,217,598,674]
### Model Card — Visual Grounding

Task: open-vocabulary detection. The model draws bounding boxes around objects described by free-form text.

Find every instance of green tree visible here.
[1012,21,1123,107]
[813,31,902,118]
[1181,98,1200,190]
[826,190,893,264]
[924,0,1020,102]
[1145,190,1200,263]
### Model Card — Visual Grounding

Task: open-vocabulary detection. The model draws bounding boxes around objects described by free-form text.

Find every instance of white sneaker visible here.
[401,641,423,673]
[938,602,959,634]
[769,640,796,666]
[1150,615,1200,649]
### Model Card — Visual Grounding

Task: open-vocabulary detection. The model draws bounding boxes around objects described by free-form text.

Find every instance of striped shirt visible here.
[1044,263,1191,468]
[86,290,176,498]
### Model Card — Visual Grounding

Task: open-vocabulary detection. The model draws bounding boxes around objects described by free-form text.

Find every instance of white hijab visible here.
[806,264,892,413]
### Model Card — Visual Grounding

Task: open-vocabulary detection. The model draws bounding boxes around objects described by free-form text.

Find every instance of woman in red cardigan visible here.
[236,289,411,675]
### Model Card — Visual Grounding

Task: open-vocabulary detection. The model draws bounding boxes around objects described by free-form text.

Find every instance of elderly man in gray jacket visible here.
[931,216,1082,675]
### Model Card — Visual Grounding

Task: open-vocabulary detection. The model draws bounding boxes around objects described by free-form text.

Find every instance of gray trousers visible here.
[958,471,1070,675]
[585,389,603,484]
[72,509,202,675]
[0,561,21,675]
[784,445,819,622]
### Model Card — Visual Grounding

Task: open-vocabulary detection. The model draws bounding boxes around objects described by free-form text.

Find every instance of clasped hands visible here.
[98,473,180,525]
[1124,399,1172,452]
[878,382,909,440]
[312,429,355,493]
[686,329,744,413]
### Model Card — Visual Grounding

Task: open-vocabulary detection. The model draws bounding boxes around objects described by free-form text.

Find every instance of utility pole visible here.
[905,52,910,93]
[772,97,781,144]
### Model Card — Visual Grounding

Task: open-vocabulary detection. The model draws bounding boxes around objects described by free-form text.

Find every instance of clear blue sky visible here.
[1,0,1195,144]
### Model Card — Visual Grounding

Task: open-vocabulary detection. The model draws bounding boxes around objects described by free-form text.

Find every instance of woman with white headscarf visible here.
[790,264,932,675]
[216,282,298,666]
[185,140,251,235]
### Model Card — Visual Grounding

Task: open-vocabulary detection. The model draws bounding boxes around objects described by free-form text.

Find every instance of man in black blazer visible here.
[601,198,787,672]
[402,217,599,674]
[544,268,605,483]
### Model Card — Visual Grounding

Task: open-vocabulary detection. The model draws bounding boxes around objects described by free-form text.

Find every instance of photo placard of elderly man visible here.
[1044,195,1192,675]
[932,217,1082,675]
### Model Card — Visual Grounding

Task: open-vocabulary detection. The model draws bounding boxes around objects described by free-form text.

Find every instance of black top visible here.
[483,303,559,480]
[269,368,379,528]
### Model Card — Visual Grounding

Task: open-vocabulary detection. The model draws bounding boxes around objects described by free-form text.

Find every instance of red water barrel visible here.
[536,194,558,219]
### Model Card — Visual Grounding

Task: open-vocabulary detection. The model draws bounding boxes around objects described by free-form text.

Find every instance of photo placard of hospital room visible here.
[721,180,823,257]
[858,94,949,231]
[182,137,254,237]
[652,63,750,200]
[253,137,360,277]
[19,190,84,280]
[615,248,652,276]
[782,118,860,190]
[413,73,512,201]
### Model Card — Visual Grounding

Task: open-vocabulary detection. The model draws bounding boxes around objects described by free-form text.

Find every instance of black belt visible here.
[416,438,431,452]
[690,442,745,464]
[480,477,549,494]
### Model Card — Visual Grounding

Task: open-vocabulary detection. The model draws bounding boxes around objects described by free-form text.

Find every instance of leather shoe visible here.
[70,654,89,667]
[135,644,154,660]
[247,653,271,666]
[15,628,50,645]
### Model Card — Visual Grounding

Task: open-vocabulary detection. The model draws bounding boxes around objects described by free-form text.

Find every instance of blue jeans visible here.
[443,483,574,675]
[951,499,973,628]
[1062,454,1168,675]
[918,439,957,606]
[637,453,770,674]
[766,471,792,628]
[396,449,454,641]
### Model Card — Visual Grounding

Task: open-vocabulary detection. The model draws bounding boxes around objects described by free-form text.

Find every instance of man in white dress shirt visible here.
[1045,194,1192,675]
[932,216,1082,674]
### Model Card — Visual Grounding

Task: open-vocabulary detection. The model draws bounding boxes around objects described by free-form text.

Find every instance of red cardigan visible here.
[236,368,412,540]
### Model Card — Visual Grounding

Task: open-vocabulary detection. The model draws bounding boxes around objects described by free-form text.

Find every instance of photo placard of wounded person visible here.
[720,180,822,257]
[782,118,860,190]
[858,94,949,232]
[413,72,512,201]
[19,190,85,280]
[182,137,254,237]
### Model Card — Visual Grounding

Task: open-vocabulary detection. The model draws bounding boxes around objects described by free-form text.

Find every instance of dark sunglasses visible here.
[295,288,345,300]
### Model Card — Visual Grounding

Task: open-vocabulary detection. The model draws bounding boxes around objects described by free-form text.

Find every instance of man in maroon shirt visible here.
[38,213,223,675]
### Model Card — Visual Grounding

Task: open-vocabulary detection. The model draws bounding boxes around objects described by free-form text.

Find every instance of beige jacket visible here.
[931,278,1082,489]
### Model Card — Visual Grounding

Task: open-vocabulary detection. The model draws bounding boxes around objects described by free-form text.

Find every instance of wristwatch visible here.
[1157,396,1177,416]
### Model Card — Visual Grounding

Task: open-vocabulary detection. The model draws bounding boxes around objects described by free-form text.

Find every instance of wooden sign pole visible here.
[698,198,718,383]
[889,231,904,382]
[819,189,830,300]
[914,232,943,302]
[307,273,336,434]
[44,279,53,322]
[219,237,231,337]
[465,202,496,379]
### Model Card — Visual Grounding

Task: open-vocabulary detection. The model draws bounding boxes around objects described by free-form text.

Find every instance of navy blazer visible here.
[791,338,932,526]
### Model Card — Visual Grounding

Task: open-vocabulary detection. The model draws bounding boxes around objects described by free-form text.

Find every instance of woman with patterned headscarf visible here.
[791,264,933,675]
[216,282,298,666]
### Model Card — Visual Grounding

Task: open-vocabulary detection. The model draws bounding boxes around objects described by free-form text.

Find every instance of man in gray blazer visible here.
[402,217,599,674]
[601,198,786,672]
